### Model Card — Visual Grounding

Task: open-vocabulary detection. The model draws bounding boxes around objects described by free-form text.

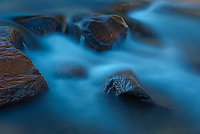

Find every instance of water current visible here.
[0,0,200,134]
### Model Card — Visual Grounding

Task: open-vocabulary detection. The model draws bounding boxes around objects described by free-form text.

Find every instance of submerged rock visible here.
[0,26,24,50]
[17,16,63,36]
[55,63,87,78]
[0,34,48,106]
[103,70,152,104]
[149,4,200,18]
[111,1,152,14]
[127,18,160,46]
[68,13,129,52]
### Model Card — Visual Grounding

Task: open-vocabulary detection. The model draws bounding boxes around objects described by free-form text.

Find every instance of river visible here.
[0,0,200,134]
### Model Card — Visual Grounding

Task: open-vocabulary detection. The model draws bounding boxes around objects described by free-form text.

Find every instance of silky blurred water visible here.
[0,0,200,134]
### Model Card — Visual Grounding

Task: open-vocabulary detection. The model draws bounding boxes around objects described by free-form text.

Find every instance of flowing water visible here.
[0,0,200,134]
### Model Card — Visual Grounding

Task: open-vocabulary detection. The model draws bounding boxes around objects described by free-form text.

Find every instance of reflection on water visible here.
[1,1,200,134]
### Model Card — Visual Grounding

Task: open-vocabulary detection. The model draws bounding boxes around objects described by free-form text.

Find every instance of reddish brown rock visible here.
[103,1,160,46]
[0,33,48,106]
[103,70,152,104]
[0,26,24,50]
[68,13,129,52]
[17,16,62,36]
[111,1,152,14]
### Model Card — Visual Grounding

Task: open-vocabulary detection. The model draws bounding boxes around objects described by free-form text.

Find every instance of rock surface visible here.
[0,29,48,106]
[0,26,24,50]
[114,70,141,85]
[103,70,152,104]
[17,16,62,36]
[103,1,159,46]
[111,1,152,14]
[68,13,129,52]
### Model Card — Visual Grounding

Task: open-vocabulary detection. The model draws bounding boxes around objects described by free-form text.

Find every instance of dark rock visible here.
[12,15,40,23]
[114,70,141,85]
[0,19,43,50]
[103,70,152,104]
[0,33,48,107]
[68,13,129,52]
[67,13,96,42]
[111,1,152,14]
[102,1,159,46]
[17,16,62,36]
[13,14,67,34]
[179,44,200,74]
[53,15,67,33]
[0,26,24,50]
[127,18,160,46]
[55,63,87,78]
[149,4,200,18]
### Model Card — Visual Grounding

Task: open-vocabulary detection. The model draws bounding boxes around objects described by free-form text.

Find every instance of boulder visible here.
[103,1,160,46]
[103,70,152,104]
[0,29,48,106]
[17,16,62,36]
[0,26,24,50]
[68,13,129,52]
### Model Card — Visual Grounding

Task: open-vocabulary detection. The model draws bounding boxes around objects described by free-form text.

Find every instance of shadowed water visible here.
[0,1,200,134]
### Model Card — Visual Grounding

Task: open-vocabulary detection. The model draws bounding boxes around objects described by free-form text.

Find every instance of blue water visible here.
[1,1,200,134]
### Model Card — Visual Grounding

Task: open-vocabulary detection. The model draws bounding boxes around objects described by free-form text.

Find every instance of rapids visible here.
[0,0,200,134]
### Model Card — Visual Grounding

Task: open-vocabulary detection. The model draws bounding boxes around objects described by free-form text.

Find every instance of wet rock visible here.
[103,70,152,104]
[114,16,159,46]
[13,14,67,33]
[149,3,200,18]
[67,13,94,42]
[12,15,40,23]
[53,15,67,33]
[0,26,24,50]
[179,45,200,74]
[127,18,160,46]
[68,13,129,52]
[55,63,87,78]
[102,1,159,46]
[114,70,141,85]
[17,16,62,36]
[0,34,48,106]
[111,1,152,14]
